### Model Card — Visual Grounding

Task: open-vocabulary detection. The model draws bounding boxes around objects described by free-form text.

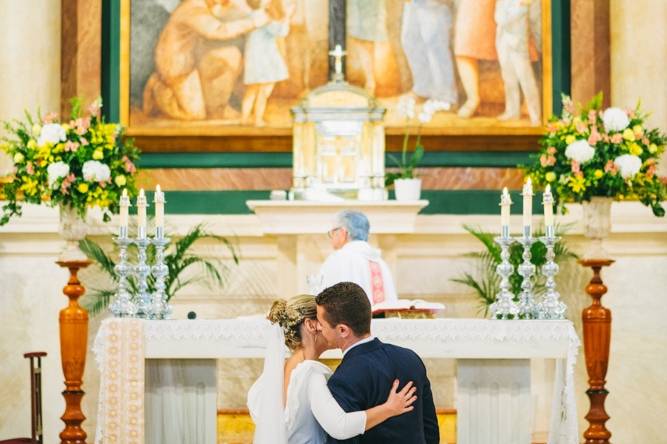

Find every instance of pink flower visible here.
[88,100,102,117]
[546,122,558,133]
[575,121,587,133]
[588,110,597,124]
[80,137,89,146]
[74,117,90,135]
[42,112,58,123]
[642,137,649,145]
[588,129,602,145]
[610,133,623,144]
[26,162,34,175]
[604,160,618,174]
[602,134,610,142]
[646,165,656,179]
[571,161,580,173]
[64,140,79,152]
[540,154,549,167]
[625,109,635,119]
[122,156,136,174]
[547,146,557,155]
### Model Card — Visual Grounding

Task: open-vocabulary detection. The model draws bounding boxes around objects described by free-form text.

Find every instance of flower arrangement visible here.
[526,93,666,216]
[0,98,140,225]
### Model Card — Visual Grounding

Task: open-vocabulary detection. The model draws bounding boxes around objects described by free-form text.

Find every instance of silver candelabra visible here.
[490,226,519,319]
[109,226,172,320]
[516,226,537,319]
[536,225,567,319]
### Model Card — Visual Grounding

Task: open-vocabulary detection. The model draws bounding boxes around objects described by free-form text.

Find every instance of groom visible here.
[315,282,439,443]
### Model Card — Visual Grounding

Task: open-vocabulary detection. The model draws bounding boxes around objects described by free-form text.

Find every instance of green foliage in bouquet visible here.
[452,225,578,315]
[79,224,239,316]
[0,98,140,224]
[525,93,666,216]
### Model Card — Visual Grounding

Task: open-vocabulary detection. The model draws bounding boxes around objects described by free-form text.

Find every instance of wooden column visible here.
[579,258,614,444]
[57,260,91,444]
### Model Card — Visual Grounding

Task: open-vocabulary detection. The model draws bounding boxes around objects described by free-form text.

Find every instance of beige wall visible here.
[0,0,61,174]
[610,0,667,174]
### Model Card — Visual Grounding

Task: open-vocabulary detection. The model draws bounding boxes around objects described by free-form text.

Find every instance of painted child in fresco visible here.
[495,0,541,124]
[241,0,295,127]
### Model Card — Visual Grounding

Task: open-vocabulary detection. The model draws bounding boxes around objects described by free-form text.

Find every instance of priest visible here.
[319,210,397,305]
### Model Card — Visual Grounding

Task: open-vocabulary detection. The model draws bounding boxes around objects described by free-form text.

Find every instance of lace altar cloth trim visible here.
[93,317,579,444]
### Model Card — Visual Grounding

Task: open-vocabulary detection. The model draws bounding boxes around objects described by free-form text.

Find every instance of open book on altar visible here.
[372,300,445,317]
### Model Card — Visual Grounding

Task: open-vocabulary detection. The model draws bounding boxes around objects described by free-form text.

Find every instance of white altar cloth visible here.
[93,317,580,444]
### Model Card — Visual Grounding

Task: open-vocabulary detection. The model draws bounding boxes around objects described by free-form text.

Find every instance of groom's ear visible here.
[337,324,351,338]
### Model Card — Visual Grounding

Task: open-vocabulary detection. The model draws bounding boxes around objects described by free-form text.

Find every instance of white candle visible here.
[543,184,554,229]
[522,178,533,229]
[500,187,512,228]
[154,184,164,230]
[119,188,130,229]
[137,188,147,234]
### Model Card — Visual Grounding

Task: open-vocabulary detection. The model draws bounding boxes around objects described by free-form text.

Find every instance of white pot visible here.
[581,196,613,259]
[58,205,89,261]
[394,178,422,201]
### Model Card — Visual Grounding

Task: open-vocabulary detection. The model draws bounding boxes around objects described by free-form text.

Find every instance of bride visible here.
[247,295,417,443]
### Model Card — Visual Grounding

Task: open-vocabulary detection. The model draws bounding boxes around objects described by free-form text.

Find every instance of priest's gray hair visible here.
[336,210,369,241]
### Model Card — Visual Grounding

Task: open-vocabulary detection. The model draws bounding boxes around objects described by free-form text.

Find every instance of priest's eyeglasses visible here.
[327,227,343,239]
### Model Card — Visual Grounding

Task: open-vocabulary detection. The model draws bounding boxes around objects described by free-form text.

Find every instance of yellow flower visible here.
[13,153,24,163]
[32,124,41,135]
[622,128,635,141]
[545,172,556,182]
[628,142,643,156]
[27,140,37,150]
[77,183,89,193]
[114,175,127,187]
[648,143,658,153]
[568,175,586,193]
[20,178,38,196]
[633,124,643,137]
[565,135,576,145]
[594,169,603,179]
[61,123,70,131]
[93,149,104,160]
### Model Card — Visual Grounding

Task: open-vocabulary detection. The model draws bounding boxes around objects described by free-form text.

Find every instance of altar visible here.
[93,317,579,444]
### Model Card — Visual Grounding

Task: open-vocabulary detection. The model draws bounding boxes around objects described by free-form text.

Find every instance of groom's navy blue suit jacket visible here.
[326,338,439,444]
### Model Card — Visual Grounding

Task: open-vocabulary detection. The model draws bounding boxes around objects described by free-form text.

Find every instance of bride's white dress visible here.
[247,325,366,444]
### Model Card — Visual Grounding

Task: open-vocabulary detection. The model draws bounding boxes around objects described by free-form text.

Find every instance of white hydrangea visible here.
[82,160,111,182]
[602,107,630,132]
[613,154,642,179]
[37,123,67,146]
[418,111,433,124]
[47,161,70,187]
[565,140,595,164]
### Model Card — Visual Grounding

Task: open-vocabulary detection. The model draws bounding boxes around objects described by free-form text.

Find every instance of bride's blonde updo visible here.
[267,295,317,351]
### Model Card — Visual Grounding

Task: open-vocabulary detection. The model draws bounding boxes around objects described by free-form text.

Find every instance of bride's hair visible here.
[267,294,316,350]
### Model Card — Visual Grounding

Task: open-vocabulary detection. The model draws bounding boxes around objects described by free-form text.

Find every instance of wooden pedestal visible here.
[56,260,91,444]
[579,259,614,444]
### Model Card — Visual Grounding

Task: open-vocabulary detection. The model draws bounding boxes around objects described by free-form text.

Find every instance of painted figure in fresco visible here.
[495,0,541,124]
[241,0,295,127]
[400,0,458,111]
[142,0,268,120]
[454,0,498,118]
[346,0,388,94]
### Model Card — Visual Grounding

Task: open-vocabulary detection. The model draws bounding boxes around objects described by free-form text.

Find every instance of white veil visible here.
[247,323,288,444]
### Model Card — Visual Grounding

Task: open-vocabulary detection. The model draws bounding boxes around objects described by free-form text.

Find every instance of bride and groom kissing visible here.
[248,282,440,443]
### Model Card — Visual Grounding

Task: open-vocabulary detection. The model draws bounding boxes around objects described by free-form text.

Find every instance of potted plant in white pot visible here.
[385,96,432,201]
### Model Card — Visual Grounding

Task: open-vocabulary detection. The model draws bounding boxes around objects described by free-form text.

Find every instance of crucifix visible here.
[328,0,346,80]
[328,44,346,82]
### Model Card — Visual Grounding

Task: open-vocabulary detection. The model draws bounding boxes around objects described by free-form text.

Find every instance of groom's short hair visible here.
[316,282,371,336]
